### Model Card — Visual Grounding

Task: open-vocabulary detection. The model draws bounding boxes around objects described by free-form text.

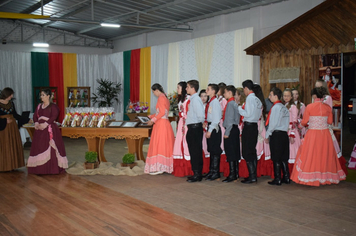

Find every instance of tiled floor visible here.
[23,137,356,236]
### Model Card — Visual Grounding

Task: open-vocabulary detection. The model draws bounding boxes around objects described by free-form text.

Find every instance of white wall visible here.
[0,43,112,55]
[112,0,324,83]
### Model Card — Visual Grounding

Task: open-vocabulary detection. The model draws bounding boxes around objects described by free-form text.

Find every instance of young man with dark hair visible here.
[185,80,205,182]
[237,79,262,184]
[204,83,222,181]
[265,87,290,185]
[222,85,240,182]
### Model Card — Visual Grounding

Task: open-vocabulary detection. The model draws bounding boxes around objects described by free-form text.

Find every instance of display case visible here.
[34,87,58,108]
[67,87,91,107]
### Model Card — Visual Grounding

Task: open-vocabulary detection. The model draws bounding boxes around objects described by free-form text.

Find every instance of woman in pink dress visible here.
[217,84,229,176]
[291,87,346,186]
[252,84,271,178]
[235,88,249,178]
[172,82,192,177]
[283,89,301,173]
[199,89,210,174]
[27,88,68,174]
[315,80,348,175]
[145,83,174,175]
[292,89,306,139]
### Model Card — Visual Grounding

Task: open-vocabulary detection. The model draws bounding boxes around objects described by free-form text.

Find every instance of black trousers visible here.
[224,125,241,162]
[207,126,222,156]
[241,122,258,162]
[269,131,290,162]
[186,123,203,172]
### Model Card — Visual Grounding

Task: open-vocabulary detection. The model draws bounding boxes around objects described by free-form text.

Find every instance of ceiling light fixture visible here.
[33,43,49,47]
[101,23,121,28]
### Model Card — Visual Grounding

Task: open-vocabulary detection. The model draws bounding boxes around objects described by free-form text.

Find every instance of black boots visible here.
[204,156,214,179]
[187,170,202,183]
[222,161,238,182]
[268,161,282,185]
[281,161,291,184]
[206,155,221,181]
[241,160,257,184]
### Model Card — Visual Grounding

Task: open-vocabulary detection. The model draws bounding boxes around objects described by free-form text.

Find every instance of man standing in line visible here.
[237,80,262,184]
[185,80,205,183]
[264,87,290,185]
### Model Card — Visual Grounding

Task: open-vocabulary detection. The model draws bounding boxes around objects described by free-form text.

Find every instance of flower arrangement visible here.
[126,101,149,113]
[168,91,178,111]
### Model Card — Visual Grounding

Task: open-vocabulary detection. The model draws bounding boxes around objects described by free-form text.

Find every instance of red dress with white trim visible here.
[291,99,346,186]
[27,104,68,174]
[145,94,174,174]
[172,96,193,177]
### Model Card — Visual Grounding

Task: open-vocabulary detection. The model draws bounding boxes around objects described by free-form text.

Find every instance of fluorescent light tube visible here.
[101,23,121,28]
[33,43,49,47]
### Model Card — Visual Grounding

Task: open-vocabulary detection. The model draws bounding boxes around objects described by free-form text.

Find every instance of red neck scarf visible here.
[205,96,216,122]
[239,102,245,125]
[186,99,191,113]
[223,97,235,121]
[265,100,282,126]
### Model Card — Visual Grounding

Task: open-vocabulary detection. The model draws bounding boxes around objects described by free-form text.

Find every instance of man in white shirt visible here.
[265,87,290,186]
[237,80,262,184]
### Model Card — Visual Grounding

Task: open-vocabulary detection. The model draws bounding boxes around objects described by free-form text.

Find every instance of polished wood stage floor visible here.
[0,170,228,236]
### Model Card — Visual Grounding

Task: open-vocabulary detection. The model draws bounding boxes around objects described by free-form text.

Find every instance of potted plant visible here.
[91,78,122,107]
[121,153,137,169]
[84,151,99,169]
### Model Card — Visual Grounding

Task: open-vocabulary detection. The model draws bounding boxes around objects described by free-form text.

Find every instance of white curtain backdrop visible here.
[194,35,215,90]
[167,42,180,94]
[150,44,169,115]
[77,52,124,120]
[0,50,32,113]
[209,31,235,86]
[179,39,198,84]
[234,27,254,87]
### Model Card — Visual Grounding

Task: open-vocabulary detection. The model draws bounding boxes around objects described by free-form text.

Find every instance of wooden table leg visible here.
[98,138,107,162]
[126,138,146,162]
[85,137,101,162]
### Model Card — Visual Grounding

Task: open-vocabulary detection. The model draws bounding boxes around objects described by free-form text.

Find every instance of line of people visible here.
[144,80,347,187]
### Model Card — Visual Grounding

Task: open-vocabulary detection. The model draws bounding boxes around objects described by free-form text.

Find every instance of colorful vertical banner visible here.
[48,53,65,122]
[31,52,49,111]
[140,47,151,113]
[63,53,78,109]
[123,50,131,120]
[130,49,140,103]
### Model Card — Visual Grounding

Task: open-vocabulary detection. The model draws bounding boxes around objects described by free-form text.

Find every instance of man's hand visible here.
[264,138,269,144]
[206,132,211,139]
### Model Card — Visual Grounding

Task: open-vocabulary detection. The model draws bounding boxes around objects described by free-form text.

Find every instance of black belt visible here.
[273,130,287,133]
[187,123,202,128]
[243,121,257,125]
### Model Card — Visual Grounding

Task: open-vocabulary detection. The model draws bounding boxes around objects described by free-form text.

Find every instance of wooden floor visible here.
[0,170,228,236]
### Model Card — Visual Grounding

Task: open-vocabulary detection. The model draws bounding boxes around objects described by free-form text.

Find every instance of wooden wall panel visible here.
[259,43,356,105]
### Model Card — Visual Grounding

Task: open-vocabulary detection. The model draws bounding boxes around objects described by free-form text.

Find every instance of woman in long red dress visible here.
[144,83,174,175]
[27,88,68,174]
[291,87,346,186]
[172,81,192,177]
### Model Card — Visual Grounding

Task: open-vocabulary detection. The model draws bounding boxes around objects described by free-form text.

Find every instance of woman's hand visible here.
[6,117,12,124]
[290,137,295,144]
[147,120,154,126]
[34,122,40,130]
